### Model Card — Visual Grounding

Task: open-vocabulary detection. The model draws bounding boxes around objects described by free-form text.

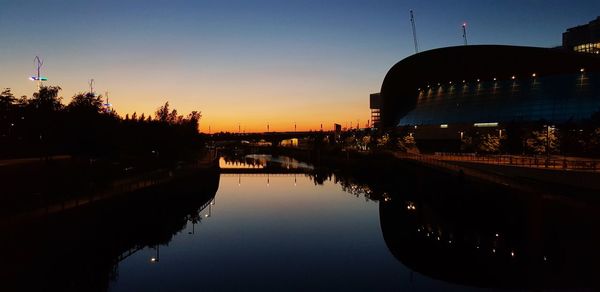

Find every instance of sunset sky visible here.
[1,0,599,132]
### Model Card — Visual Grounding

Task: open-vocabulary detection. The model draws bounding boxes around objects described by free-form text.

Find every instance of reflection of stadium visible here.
[378,190,600,289]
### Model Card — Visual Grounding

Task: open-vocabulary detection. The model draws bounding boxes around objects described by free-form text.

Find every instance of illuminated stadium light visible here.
[474,122,499,128]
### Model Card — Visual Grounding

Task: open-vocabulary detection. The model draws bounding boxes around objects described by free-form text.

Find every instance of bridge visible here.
[209,131,334,147]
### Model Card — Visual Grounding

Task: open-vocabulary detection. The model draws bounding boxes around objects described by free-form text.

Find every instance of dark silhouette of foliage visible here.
[0,85,203,161]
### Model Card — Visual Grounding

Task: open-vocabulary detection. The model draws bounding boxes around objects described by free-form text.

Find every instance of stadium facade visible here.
[377,45,600,135]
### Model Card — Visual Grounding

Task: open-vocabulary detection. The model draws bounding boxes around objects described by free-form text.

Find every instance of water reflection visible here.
[2,155,599,291]
[315,164,600,289]
[1,170,220,292]
[220,154,313,170]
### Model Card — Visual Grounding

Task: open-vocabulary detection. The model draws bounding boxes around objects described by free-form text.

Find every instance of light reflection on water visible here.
[109,173,476,292]
[6,155,598,291]
[219,154,314,170]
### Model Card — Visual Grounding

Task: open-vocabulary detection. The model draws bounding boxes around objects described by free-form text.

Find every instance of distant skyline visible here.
[1,0,599,132]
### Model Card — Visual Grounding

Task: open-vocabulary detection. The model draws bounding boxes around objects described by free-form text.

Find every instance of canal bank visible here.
[0,151,219,228]
[266,146,600,199]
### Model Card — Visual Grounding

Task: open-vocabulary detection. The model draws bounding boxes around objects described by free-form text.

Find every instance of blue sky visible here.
[1,0,599,131]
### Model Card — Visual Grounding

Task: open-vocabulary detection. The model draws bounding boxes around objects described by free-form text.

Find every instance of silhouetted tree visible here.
[0,88,16,112]
[30,86,62,112]
[67,92,103,114]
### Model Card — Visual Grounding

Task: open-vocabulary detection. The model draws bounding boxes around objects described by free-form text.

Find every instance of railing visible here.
[431,152,600,172]
[391,151,543,192]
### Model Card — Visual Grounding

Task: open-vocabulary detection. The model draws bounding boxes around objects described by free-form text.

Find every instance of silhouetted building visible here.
[369,93,382,129]
[379,45,600,130]
[563,16,600,54]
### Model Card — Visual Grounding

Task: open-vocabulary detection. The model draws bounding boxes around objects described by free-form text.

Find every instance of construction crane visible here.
[410,10,419,54]
[462,22,468,46]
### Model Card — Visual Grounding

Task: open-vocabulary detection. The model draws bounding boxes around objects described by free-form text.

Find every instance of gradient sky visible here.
[1,0,599,132]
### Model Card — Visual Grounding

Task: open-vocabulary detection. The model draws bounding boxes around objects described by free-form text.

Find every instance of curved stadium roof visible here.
[380,45,600,127]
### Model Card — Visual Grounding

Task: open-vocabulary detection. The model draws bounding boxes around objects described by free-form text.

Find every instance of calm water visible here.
[3,155,600,291]
[109,175,472,291]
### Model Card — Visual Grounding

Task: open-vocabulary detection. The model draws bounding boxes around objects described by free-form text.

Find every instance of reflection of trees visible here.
[2,171,219,292]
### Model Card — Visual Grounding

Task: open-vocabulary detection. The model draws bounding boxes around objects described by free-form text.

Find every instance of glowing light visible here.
[511,251,515,257]
[440,124,448,129]
[532,73,536,77]
[511,75,516,80]
[474,122,499,128]
[580,68,585,72]
[493,77,497,81]
[477,79,480,82]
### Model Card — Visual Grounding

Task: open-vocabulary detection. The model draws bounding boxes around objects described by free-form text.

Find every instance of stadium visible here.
[377,45,600,135]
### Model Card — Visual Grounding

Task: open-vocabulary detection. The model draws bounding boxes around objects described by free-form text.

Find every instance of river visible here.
[2,155,599,291]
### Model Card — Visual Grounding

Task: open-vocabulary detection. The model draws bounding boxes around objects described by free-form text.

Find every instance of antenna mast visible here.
[29,56,48,89]
[410,10,419,54]
[89,79,95,95]
[462,22,468,46]
[103,91,112,113]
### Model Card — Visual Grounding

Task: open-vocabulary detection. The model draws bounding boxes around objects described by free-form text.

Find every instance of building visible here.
[377,45,600,148]
[369,93,382,129]
[563,16,600,54]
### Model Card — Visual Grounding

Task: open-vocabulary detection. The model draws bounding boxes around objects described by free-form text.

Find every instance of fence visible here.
[431,153,600,172]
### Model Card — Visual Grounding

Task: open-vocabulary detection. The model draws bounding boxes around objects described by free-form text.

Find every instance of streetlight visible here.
[150,245,160,263]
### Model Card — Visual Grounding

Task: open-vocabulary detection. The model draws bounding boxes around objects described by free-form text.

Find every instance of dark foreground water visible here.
[3,155,600,291]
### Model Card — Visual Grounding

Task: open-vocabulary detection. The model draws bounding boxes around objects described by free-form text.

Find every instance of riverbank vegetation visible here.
[0,86,203,160]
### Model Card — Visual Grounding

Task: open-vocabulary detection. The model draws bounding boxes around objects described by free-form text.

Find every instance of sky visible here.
[1,0,599,132]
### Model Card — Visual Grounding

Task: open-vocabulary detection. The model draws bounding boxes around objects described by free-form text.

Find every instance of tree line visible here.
[0,86,203,160]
